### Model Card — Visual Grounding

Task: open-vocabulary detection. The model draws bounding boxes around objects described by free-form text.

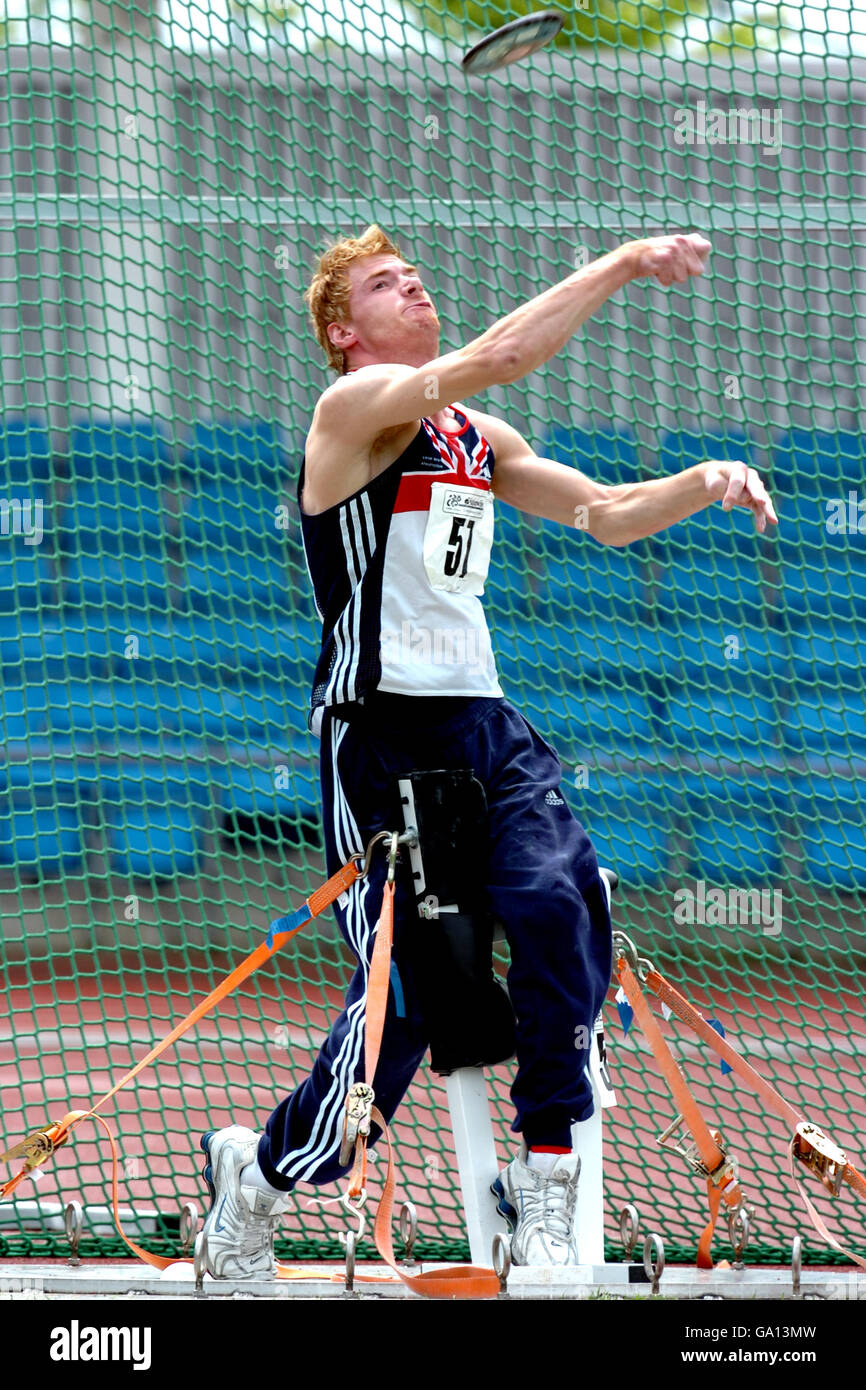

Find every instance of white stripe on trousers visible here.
[277,716,375,1180]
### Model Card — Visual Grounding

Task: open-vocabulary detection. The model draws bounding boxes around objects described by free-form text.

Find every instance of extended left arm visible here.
[481,411,778,544]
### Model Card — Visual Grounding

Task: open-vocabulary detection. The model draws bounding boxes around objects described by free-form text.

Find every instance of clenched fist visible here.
[627,233,712,287]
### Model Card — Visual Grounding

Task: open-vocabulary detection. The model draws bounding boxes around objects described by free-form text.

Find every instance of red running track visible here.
[1,958,864,1257]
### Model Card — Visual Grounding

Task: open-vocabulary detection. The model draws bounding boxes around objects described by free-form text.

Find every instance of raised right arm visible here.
[316,234,710,433]
[308,234,711,495]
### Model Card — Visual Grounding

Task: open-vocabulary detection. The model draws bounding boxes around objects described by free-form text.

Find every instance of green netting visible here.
[0,3,864,1267]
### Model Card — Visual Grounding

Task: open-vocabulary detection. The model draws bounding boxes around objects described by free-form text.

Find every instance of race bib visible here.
[423,483,494,594]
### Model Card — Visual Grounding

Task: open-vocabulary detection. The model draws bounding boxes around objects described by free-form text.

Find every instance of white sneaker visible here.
[199,1126,291,1280]
[491,1143,581,1266]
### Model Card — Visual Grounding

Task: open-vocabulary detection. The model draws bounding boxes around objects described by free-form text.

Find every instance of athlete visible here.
[199,226,777,1276]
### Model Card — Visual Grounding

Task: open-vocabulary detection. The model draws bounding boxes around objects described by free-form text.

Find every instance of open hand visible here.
[704,460,778,534]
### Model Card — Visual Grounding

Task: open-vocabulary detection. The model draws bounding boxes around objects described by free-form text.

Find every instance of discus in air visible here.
[462,10,564,76]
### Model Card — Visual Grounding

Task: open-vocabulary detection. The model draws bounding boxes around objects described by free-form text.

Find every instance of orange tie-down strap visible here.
[1,852,498,1297]
[616,958,744,1269]
[616,953,866,1271]
[0,856,387,1284]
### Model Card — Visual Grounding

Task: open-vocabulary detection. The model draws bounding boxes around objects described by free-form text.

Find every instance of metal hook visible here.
[643,1233,665,1296]
[612,930,653,982]
[492,1232,511,1295]
[620,1203,641,1259]
[349,831,391,879]
[339,1188,367,1244]
[386,830,399,885]
[64,1200,83,1266]
[344,1229,357,1292]
[193,1230,208,1295]
[350,827,417,879]
[179,1202,198,1257]
[728,1207,750,1269]
[399,1201,418,1263]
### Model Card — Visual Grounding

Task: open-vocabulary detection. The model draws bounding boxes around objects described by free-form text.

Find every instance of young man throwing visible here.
[198,226,777,1276]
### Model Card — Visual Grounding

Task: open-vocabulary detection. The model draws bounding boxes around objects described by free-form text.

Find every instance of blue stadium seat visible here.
[771,454,866,618]
[777,561,866,619]
[0,758,82,792]
[657,620,785,693]
[536,521,650,620]
[772,429,866,487]
[181,482,283,550]
[99,767,209,878]
[44,682,121,735]
[0,539,56,613]
[0,804,85,876]
[492,620,666,690]
[543,424,640,485]
[60,420,177,615]
[235,686,309,749]
[679,774,786,881]
[107,804,204,878]
[214,756,318,823]
[795,777,866,891]
[138,613,318,687]
[544,547,649,619]
[488,501,534,614]
[664,689,777,760]
[39,678,309,748]
[570,772,670,885]
[0,686,48,741]
[181,420,289,487]
[773,491,837,550]
[659,430,755,499]
[60,480,169,550]
[175,686,249,739]
[10,616,115,683]
[604,626,668,682]
[61,554,171,611]
[99,766,210,810]
[652,431,774,626]
[67,418,174,483]
[769,430,866,614]
[0,416,52,485]
[484,563,533,618]
[183,547,294,616]
[0,612,45,667]
[792,623,866,689]
[655,501,772,557]
[43,681,195,738]
[781,693,866,759]
[0,770,85,876]
[494,500,531,557]
[489,621,548,688]
[530,688,656,759]
[65,618,117,678]
[654,551,766,625]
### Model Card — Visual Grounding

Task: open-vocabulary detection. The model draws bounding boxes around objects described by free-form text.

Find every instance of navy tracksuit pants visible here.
[257,692,612,1191]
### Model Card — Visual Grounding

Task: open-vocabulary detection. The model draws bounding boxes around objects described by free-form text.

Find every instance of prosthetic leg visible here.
[396,770,618,1268]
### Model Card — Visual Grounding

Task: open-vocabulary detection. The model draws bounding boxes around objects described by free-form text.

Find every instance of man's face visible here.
[330,254,441,369]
